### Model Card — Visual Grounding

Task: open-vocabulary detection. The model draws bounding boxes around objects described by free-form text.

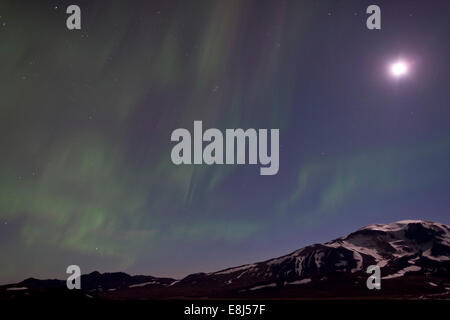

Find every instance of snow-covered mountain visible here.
[2,220,449,299]
[137,219,449,299]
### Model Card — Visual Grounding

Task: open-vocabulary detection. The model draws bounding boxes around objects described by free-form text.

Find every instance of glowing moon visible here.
[390,61,408,77]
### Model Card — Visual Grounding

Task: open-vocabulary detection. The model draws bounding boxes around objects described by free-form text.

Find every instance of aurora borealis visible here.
[1,0,450,284]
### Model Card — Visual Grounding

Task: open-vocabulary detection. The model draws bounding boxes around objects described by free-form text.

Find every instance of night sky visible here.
[1,0,450,284]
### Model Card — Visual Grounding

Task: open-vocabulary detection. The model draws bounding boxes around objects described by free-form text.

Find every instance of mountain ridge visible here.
[2,220,449,300]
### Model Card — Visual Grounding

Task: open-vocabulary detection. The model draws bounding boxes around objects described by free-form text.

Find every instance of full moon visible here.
[390,61,409,77]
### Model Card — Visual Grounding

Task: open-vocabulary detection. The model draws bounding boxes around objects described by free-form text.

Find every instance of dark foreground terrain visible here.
[1,220,449,300]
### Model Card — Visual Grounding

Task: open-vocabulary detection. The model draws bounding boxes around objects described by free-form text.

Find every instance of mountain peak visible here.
[360,220,443,232]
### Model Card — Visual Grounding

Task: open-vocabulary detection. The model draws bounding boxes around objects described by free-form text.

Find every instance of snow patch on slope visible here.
[6,287,28,291]
[423,249,450,261]
[246,283,277,291]
[351,251,363,272]
[383,266,421,279]
[215,264,257,275]
[129,281,157,288]
[287,278,311,285]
